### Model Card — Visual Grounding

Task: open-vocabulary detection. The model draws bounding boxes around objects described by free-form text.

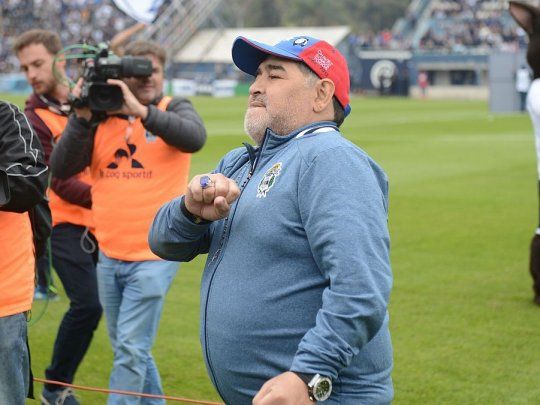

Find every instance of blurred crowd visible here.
[419,0,525,52]
[348,0,525,53]
[347,30,410,51]
[0,0,135,73]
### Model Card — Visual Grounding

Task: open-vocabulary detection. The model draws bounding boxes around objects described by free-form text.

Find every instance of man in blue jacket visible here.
[149,35,393,404]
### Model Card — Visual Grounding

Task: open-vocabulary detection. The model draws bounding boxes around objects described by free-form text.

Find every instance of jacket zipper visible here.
[203,141,262,397]
[202,126,334,397]
[210,142,260,263]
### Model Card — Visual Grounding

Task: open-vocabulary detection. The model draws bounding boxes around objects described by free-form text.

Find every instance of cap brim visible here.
[232,36,302,76]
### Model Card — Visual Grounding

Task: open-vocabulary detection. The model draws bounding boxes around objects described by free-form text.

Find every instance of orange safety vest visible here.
[34,108,93,229]
[0,211,35,317]
[90,97,191,261]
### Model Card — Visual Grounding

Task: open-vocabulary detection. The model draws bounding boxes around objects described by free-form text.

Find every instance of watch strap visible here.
[293,372,315,385]
[180,197,211,225]
[292,372,317,402]
[292,372,332,402]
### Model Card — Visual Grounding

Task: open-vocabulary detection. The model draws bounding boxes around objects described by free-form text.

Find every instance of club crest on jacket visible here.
[257,162,282,198]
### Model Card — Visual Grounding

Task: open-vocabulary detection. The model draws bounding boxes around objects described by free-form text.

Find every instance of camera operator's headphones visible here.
[53,43,102,86]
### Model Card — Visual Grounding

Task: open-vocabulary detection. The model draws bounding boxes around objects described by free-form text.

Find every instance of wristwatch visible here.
[294,372,332,402]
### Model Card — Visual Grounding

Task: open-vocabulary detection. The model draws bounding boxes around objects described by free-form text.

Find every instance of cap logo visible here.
[313,49,333,72]
[293,37,309,47]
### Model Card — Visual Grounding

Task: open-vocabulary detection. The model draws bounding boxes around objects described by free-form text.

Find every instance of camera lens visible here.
[88,82,123,111]
[122,56,153,78]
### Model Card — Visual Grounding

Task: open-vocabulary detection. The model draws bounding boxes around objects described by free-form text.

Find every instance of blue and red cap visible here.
[232,35,351,117]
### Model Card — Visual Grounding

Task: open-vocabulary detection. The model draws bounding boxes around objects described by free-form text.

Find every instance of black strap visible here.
[180,196,211,225]
[26,312,34,399]
[292,371,314,386]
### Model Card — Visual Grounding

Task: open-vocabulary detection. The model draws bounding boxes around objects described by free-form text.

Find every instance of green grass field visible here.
[5,92,538,404]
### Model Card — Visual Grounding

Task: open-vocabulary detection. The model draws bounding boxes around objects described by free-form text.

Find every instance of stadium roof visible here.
[174,26,350,63]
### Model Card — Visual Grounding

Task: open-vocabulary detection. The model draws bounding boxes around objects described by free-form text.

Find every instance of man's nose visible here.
[26,67,36,80]
[249,76,263,96]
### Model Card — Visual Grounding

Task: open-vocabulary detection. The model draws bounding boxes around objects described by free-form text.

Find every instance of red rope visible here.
[34,377,224,405]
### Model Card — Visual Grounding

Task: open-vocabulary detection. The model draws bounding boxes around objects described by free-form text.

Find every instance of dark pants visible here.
[520,91,527,112]
[44,223,102,391]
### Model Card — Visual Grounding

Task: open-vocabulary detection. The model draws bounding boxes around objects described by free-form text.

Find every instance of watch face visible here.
[313,377,332,401]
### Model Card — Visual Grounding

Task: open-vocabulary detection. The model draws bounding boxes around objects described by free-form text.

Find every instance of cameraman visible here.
[50,40,206,404]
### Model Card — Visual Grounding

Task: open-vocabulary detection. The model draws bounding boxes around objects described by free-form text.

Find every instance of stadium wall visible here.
[171,50,492,99]
[489,51,527,113]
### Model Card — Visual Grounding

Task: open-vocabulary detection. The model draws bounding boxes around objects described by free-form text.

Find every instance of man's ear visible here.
[509,1,540,35]
[313,79,335,113]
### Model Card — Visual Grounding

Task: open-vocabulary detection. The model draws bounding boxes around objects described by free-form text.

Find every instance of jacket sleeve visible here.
[142,97,206,153]
[24,107,54,161]
[0,101,48,212]
[148,196,212,261]
[149,148,247,261]
[49,115,95,180]
[290,145,392,379]
[50,177,92,209]
[25,108,92,208]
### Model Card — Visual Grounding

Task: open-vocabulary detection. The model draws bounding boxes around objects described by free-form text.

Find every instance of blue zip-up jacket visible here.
[149,121,393,404]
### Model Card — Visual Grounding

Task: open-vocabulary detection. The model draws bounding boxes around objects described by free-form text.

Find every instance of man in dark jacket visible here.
[14,29,101,405]
[0,100,48,404]
[50,40,206,404]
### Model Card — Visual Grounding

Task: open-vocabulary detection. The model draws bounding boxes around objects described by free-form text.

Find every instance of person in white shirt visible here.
[516,64,531,112]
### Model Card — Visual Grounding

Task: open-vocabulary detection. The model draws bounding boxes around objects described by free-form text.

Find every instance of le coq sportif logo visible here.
[107,142,144,169]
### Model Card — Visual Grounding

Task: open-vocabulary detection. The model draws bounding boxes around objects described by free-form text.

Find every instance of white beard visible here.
[244,107,300,145]
[244,107,269,145]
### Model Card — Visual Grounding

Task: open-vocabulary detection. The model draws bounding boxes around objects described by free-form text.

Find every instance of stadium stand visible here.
[417,0,523,52]
[0,0,223,75]
[139,0,223,62]
[0,0,528,73]
[342,0,531,99]
[0,0,136,73]
[347,0,527,52]
[0,0,531,101]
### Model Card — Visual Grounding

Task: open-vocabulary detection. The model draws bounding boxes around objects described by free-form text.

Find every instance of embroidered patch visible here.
[313,49,333,71]
[257,162,282,198]
[293,37,309,47]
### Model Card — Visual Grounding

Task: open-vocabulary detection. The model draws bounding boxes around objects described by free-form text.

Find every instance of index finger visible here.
[106,78,131,95]
[72,78,84,97]
[106,78,125,87]
[225,179,240,204]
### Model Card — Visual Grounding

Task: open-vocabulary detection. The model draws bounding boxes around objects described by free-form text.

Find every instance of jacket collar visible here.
[259,120,338,154]
[26,92,70,116]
